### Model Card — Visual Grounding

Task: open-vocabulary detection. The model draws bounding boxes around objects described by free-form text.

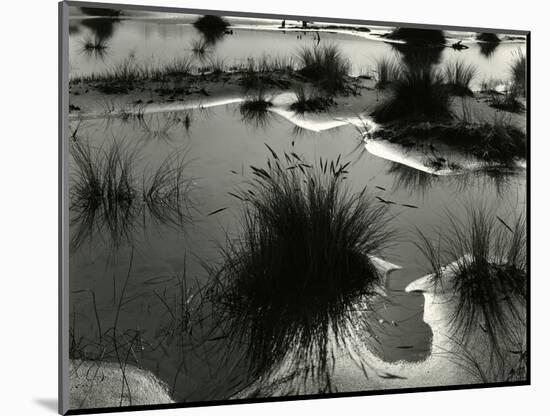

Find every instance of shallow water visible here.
[68,8,527,405]
[69,13,525,88]
[69,104,526,401]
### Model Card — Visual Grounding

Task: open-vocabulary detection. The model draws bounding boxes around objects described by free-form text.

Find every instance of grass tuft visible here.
[371,63,450,122]
[415,203,526,365]
[207,151,395,383]
[296,44,350,95]
[289,83,335,114]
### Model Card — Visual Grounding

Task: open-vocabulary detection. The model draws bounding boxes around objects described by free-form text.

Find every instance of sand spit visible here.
[70,359,173,410]
[69,76,526,177]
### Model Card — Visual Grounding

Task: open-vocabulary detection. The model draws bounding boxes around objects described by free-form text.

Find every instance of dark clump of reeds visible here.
[289,83,335,114]
[239,88,274,128]
[443,60,477,96]
[385,28,445,45]
[415,203,526,374]
[207,149,395,384]
[371,62,451,123]
[510,49,526,96]
[476,32,500,43]
[296,44,351,95]
[193,15,229,44]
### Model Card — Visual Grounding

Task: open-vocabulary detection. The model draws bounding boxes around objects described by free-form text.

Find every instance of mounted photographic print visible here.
[59,1,530,414]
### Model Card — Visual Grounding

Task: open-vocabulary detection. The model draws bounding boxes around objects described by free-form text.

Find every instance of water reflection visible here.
[80,18,120,43]
[390,42,444,68]
[387,161,523,198]
[69,139,195,250]
[209,262,385,390]
[385,28,445,45]
[79,35,110,60]
[193,15,230,46]
[72,17,120,61]
[479,41,500,59]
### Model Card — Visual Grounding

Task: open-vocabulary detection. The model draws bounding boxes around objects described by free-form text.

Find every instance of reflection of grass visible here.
[479,41,499,58]
[296,44,350,95]
[388,161,521,197]
[372,62,450,122]
[135,113,179,141]
[71,139,137,249]
[443,60,477,96]
[80,35,109,60]
[143,152,194,228]
[193,15,229,44]
[289,83,335,114]
[190,38,211,62]
[208,151,395,383]
[70,140,194,249]
[385,28,445,44]
[239,88,273,129]
[387,162,436,195]
[415,203,526,359]
[476,33,501,59]
[476,32,500,43]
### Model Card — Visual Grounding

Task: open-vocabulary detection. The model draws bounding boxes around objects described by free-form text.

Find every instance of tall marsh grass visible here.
[372,62,450,122]
[415,204,526,358]
[208,150,395,382]
[296,44,351,95]
[289,83,335,114]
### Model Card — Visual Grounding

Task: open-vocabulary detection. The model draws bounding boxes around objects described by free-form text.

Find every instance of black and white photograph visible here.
[60,1,529,414]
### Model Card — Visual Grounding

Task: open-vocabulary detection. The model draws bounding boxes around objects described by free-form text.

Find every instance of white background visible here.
[1,0,547,414]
